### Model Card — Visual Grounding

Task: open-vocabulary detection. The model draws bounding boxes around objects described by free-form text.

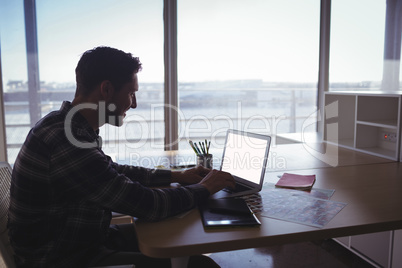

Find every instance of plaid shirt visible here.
[8,101,209,267]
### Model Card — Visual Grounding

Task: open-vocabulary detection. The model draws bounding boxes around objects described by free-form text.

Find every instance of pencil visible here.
[189,140,199,156]
[199,142,206,155]
[194,143,202,155]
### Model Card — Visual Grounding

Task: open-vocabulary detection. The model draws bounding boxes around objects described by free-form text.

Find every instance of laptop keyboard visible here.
[222,183,251,194]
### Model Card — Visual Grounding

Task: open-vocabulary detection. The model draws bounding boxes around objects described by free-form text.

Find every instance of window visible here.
[3,1,397,166]
[177,0,320,152]
[329,0,386,91]
[0,0,164,164]
[0,0,29,163]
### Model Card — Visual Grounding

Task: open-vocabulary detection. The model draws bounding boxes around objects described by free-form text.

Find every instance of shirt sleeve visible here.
[51,143,210,221]
[110,159,172,187]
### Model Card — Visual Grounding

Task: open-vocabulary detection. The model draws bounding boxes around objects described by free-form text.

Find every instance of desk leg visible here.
[171,256,189,268]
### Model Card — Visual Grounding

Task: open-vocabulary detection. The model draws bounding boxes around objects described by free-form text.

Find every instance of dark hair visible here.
[75,46,142,96]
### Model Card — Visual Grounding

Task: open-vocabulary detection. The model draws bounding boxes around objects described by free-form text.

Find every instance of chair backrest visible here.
[0,162,16,268]
[0,162,133,268]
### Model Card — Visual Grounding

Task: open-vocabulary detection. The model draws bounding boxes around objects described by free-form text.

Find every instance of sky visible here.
[0,0,387,84]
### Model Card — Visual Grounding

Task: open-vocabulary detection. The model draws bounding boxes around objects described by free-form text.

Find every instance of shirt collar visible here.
[60,101,100,143]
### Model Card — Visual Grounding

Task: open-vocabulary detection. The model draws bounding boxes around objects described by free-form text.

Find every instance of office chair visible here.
[0,162,16,268]
[0,162,134,268]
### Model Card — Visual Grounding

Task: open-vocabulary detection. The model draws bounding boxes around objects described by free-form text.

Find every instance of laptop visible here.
[210,129,271,199]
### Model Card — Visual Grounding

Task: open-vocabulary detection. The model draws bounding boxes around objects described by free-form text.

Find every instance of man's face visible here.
[106,73,138,127]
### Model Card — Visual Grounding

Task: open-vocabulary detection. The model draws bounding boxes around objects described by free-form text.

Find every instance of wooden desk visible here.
[123,143,392,171]
[125,143,399,267]
[134,162,402,261]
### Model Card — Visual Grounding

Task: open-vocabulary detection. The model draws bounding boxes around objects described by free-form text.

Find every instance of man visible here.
[8,46,235,267]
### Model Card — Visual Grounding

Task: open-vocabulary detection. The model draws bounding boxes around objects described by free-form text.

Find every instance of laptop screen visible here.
[220,130,270,185]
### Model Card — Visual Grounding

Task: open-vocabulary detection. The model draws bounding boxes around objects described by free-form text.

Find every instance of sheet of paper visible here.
[241,187,346,228]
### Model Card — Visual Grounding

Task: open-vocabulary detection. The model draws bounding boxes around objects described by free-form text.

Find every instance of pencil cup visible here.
[197,154,213,169]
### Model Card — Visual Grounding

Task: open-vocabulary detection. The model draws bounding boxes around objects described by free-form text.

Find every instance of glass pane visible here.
[0,0,164,164]
[0,0,29,164]
[178,0,320,160]
[330,0,386,91]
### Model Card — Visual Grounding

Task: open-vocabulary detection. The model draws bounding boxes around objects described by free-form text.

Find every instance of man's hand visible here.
[171,165,211,185]
[199,169,236,195]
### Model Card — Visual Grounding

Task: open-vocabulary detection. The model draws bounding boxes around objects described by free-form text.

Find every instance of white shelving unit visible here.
[334,231,400,268]
[325,91,402,267]
[324,91,402,161]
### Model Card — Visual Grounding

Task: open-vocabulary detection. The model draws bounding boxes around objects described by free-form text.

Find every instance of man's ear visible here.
[99,80,115,101]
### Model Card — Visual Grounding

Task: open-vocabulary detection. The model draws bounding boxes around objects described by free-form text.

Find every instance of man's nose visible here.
[131,95,137,109]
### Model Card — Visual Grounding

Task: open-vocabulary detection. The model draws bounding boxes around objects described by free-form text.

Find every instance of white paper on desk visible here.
[248,189,347,228]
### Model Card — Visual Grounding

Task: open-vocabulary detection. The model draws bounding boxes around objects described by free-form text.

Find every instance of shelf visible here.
[324,92,402,266]
[324,92,401,161]
[325,90,402,96]
[337,139,355,148]
[325,139,354,150]
[357,95,399,124]
[355,146,396,160]
[356,120,398,129]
